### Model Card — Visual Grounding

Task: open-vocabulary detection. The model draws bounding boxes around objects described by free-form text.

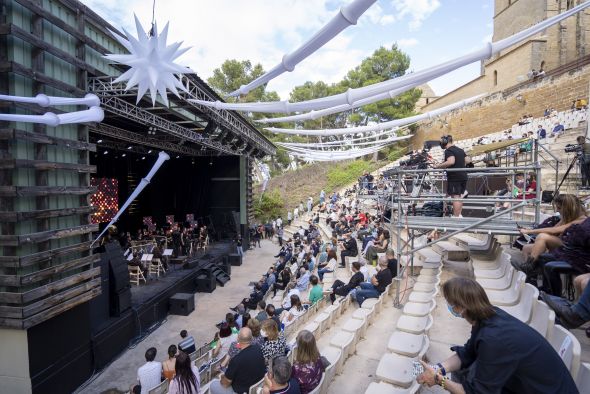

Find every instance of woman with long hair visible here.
[281,294,305,327]
[318,249,337,282]
[520,194,587,269]
[260,319,288,365]
[365,229,391,264]
[162,344,177,381]
[168,351,200,394]
[291,330,325,394]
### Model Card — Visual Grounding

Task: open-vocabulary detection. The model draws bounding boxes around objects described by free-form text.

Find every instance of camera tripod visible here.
[555,152,584,195]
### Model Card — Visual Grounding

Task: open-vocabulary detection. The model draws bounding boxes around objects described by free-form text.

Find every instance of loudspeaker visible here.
[89,250,111,333]
[112,288,131,317]
[184,259,199,269]
[109,256,130,292]
[169,293,195,316]
[195,270,216,293]
[220,256,231,276]
[228,253,242,266]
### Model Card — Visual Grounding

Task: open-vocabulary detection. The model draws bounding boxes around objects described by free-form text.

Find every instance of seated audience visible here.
[353,258,392,306]
[210,328,266,394]
[162,345,177,381]
[541,273,590,329]
[416,277,577,393]
[338,232,358,268]
[281,295,306,327]
[255,300,268,322]
[365,229,390,264]
[330,262,364,303]
[261,319,288,363]
[551,121,565,137]
[385,249,398,278]
[307,275,323,305]
[212,323,238,360]
[168,351,200,394]
[178,330,196,355]
[222,317,265,370]
[317,250,337,282]
[266,304,282,328]
[291,330,325,394]
[262,356,301,394]
[132,347,161,394]
[273,268,292,296]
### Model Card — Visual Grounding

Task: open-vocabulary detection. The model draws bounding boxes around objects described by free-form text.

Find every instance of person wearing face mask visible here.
[416,277,577,394]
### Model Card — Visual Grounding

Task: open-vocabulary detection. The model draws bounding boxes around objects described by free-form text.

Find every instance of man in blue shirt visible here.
[537,124,546,139]
[551,122,565,137]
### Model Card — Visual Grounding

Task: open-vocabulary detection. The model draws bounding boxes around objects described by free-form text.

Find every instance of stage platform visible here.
[130,241,232,307]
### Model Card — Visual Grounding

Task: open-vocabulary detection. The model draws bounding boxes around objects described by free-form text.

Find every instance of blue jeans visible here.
[573,279,590,321]
[355,282,380,306]
[236,246,243,257]
[318,268,333,281]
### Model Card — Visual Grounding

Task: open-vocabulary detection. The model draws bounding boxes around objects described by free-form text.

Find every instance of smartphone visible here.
[411,360,424,377]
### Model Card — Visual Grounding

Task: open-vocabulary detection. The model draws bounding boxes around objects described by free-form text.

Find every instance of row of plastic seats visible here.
[471,247,583,386]
[365,265,442,393]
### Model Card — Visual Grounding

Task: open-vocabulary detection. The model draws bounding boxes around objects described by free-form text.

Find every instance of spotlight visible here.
[176,155,180,159]
[122,153,126,157]
[209,161,213,166]
[103,150,108,155]
[127,146,132,150]
[141,156,146,160]
[148,150,152,154]
[97,139,103,143]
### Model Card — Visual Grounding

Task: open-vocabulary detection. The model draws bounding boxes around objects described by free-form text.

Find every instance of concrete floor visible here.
[82,238,279,394]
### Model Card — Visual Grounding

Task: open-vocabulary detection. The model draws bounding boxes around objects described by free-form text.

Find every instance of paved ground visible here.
[82,238,279,394]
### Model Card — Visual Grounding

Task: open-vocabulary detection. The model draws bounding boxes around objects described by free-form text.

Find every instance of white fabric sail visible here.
[91,151,170,247]
[193,2,590,113]
[0,93,100,107]
[286,144,388,161]
[265,95,483,136]
[0,106,104,126]
[279,133,412,148]
[228,0,377,96]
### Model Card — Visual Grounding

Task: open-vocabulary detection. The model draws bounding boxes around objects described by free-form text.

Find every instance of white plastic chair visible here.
[486,271,525,306]
[548,324,581,380]
[575,362,590,393]
[529,299,555,339]
[499,284,538,323]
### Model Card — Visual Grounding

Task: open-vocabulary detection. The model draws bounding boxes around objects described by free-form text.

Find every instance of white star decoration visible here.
[105,15,192,107]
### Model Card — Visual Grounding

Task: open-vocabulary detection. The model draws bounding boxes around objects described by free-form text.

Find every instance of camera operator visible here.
[576,135,590,189]
[435,135,470,218]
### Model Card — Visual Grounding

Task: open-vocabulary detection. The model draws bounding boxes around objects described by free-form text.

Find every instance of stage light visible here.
[122,153,126,157]
[103,150,108,155]
[97,139,103,143]
[148,150,152,154]
[209,161,213,166]
[127,146,132,150]
[176,155,180,159]
[142,156,146,160]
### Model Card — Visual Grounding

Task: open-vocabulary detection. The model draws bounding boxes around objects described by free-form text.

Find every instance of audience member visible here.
[551,121,565,137]
[291,330,325,394]
[541,273,590,329]
[261,319,288,363]
[212,323,238,360]
[255,300,268,322]
[266,304,282,328]
[281,295,306,327]
[178,330,196,355]
[317,249,337,282]
[537,124,546,139]
[132,347,162,394]
[338,232,358,268]
[416,277,577,393]
[385,249,398,278]
[262,356,301,394]
[365,229,390,264]
[162,345,177,381]
[353,258,392,306]
[210,328,266,394]
[307,275,323,305]
[330,262,364,303]
[168,351,200,394]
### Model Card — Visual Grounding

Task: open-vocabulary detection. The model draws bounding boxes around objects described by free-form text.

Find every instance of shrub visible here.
[252,189,284,222]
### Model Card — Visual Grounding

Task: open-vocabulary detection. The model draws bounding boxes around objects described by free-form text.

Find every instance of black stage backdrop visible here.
[92,154,240,236]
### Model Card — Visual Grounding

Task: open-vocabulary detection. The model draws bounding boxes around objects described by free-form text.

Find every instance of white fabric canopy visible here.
[193,2,590,113]
[228,0,377,96]
[264,95,483,136]
[279,133,411,148]
[0,93,100,107]
[286,144,388,161]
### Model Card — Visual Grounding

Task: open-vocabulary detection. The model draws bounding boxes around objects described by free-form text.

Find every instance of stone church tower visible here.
[423,0,590,110]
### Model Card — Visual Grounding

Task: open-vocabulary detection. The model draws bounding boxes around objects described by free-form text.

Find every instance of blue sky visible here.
[81,0,494,99]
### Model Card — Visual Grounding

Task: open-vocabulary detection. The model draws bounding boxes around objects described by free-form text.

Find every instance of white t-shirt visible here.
[218,333,238,359]
[168,365,200,394]
[277,218,283,227]
[282,306,305,327]
[282,289,301,309]
[137,361,162,394]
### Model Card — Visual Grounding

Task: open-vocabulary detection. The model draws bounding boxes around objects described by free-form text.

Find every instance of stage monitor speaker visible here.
[195,271,216,293]
[111,288,131,317]
[169,293,195,316]
[220,256,231,276]
[228,253,242,266]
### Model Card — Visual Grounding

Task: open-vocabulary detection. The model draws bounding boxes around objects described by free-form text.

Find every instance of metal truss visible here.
[88,76,275,156]
[89,123,217,156]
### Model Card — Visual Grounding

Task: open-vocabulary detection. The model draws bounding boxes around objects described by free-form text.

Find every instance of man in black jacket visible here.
[338,232,358,268]
[354,258,393,306]
[330,262,364,303]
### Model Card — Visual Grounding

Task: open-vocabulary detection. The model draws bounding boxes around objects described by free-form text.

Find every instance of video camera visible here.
[565,144,582,154]
[398,149,431,168]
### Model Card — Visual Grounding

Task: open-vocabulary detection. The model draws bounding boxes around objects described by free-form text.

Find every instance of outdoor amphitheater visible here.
[0,1,589,394]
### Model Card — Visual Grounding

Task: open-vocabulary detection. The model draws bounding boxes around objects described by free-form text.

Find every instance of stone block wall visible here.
[412,65,590,148]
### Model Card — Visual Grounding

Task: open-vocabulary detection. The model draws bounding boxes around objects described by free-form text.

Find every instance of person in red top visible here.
[516,173,538,200]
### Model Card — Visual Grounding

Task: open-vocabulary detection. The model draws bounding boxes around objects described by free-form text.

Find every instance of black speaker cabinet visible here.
[228,253,242,266]
[195,272,216,293]
[169,293,195,316]
[111,288,131,317]
[221,256,231,275]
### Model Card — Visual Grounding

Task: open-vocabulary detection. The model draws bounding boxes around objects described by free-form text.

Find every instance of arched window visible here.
[493,70,498,86]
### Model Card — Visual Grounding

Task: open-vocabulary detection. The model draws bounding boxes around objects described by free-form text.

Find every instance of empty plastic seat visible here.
[418,267,441,277]
[485,271,525,306]
[396,314,433,335]
[499,284,538,323]
[402,301,435,317]
[413,281,438,293]
[325,301,342,318]
[387,331,429,358]
[408,289,437,303]
[375,354,416,388]
[320,359,338,394]
[365,381,420,394]
[320,345,343,375]
[529,299,555,339]
[474,257,511,279]
[477,266,515,290]
[303,322,320,339]
[362,293,384,313]
[341,316,367,344]
[353,306,375,324]
[415,274,439,284]
[330,331,356,358]
[314,312,332,333]
[548,324,581,380]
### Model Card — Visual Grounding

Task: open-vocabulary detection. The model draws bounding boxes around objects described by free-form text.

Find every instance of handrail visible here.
[537,142,561,163]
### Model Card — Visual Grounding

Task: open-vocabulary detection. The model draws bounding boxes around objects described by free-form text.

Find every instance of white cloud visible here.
[391,0,441,30]
[397,38,419,48]
[362,3,396,26]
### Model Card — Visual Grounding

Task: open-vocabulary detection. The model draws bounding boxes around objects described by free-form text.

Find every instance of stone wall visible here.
[412,65,590,148]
